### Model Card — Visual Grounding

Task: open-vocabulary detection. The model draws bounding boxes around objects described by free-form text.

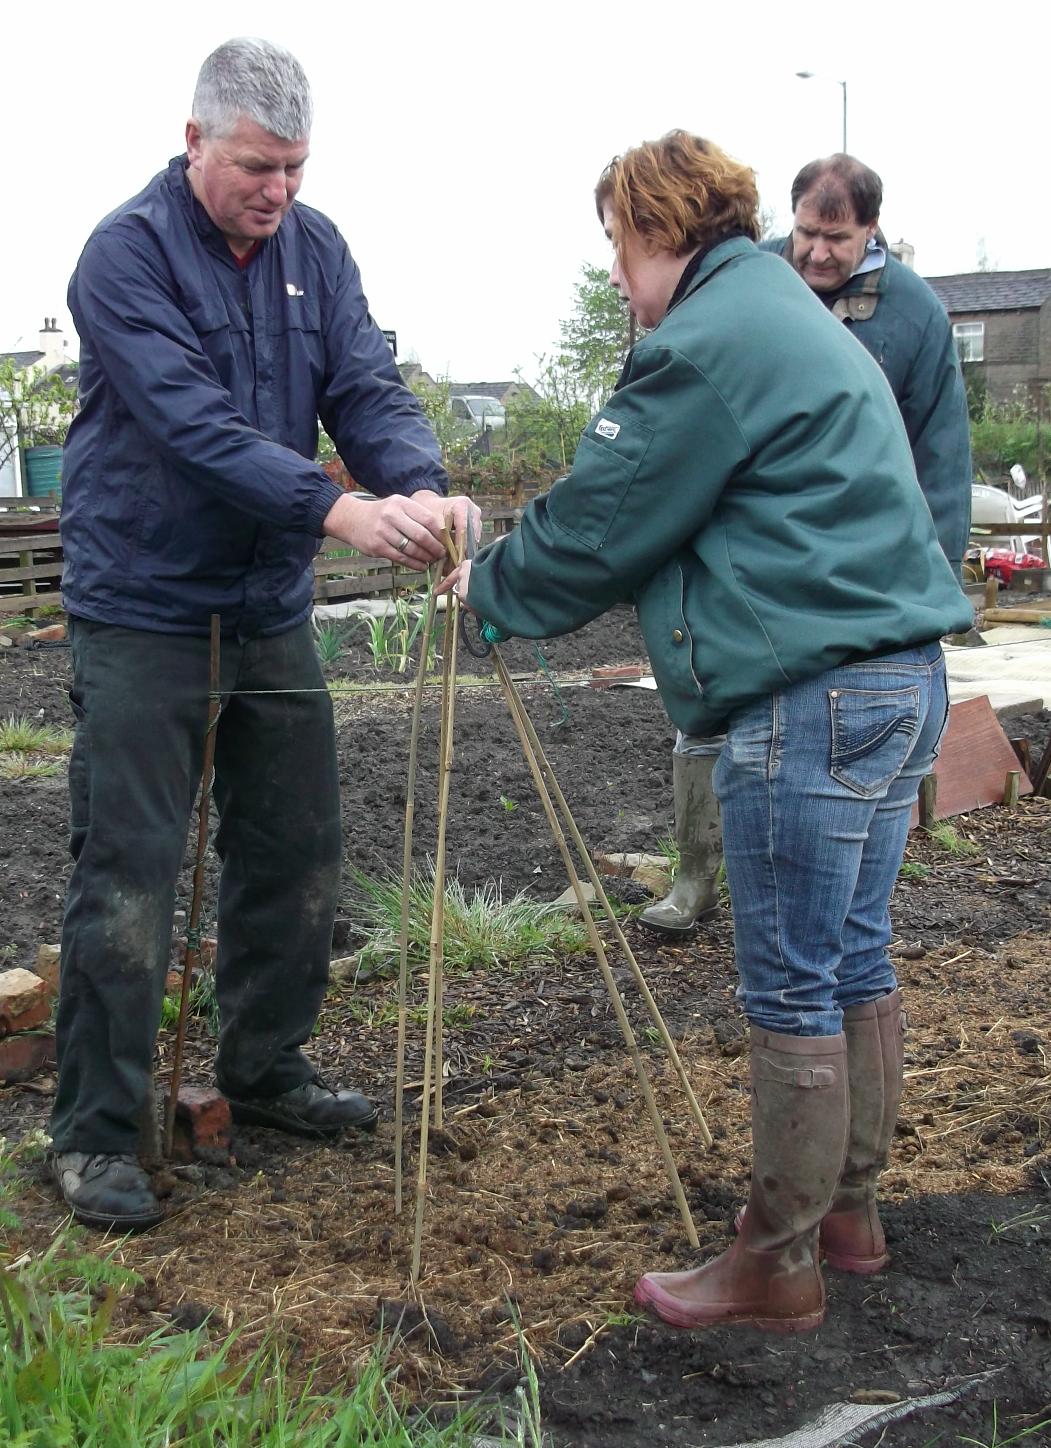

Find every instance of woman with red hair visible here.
[442,131,971,1333]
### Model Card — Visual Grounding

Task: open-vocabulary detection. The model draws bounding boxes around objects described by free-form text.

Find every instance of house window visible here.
[953,322,985,362]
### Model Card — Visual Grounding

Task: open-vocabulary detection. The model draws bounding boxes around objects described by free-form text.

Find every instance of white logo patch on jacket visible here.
[595,418,621,440]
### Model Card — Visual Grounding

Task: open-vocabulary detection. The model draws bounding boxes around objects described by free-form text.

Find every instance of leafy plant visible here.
[499,795,518,813]
[345,864,589,978]
[899,860,932,880]
[360,594,434,674]
[313,620,348,666]
[968,387,1050,483]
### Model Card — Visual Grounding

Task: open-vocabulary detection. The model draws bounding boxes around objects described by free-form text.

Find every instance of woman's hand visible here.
[435,559,473,608]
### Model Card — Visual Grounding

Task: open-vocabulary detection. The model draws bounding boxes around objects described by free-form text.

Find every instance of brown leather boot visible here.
[634,1028,848,1333]
[820,990,905,1274]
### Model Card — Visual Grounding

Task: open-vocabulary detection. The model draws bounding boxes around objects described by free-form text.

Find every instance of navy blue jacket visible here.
[62,157,447,637]
[762,238,972,577]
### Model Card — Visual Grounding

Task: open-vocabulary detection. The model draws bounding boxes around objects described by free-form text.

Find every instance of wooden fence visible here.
[0,493,535,620]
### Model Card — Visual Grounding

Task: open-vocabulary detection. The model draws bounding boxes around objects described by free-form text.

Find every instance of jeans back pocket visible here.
[829,686,921,798]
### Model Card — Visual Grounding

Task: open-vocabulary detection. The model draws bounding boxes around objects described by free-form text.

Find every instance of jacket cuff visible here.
[306,477,349,537]
[401,474,448,498]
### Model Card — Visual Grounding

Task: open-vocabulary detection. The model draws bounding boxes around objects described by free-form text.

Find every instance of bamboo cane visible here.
[411,532,463,1279]
[394,574,441,1215]
[493,652,713,1149]
[489,646,700,1247]
[164,614,222,1158]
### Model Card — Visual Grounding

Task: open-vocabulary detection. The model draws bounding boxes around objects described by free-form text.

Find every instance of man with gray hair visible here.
[51,38,477,1231]
[642,153,970,937]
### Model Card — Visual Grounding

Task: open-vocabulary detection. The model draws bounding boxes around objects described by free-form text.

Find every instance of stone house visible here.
[924,269,1051,406]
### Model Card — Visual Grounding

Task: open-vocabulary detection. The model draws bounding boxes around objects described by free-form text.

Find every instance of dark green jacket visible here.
[467,237,971,738]
[762,236,972,575]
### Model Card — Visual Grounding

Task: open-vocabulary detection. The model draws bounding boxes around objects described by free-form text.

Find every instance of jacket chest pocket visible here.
[181,291,250,385]
[267,295,324,386]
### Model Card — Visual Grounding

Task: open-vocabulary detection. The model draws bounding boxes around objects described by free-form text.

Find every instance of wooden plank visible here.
[0,589,64,617]
[909,695,1033,829]
[982,607,1051,625]
[0,534,64,553]
[0,560,64,584]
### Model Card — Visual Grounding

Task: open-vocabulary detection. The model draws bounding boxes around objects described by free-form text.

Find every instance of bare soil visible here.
[1,608,1049,1447]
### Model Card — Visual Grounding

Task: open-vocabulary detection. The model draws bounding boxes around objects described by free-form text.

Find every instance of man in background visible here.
[642,152,970,936]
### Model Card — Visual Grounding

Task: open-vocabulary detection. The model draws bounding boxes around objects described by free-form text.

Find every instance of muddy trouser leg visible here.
[211,623,342,1099]
[51,621,214,1156]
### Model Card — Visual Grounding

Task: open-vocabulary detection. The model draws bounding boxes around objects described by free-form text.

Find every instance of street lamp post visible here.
[795,70,848,153]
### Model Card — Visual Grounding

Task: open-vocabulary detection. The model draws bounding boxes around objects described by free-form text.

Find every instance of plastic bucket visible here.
[23,446,63,498]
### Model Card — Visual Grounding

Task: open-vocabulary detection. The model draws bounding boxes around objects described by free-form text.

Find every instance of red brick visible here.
[590,665,644,689]
[0,969,52,1037]
[0,1032,56,1083]
[171,1086,233,1164]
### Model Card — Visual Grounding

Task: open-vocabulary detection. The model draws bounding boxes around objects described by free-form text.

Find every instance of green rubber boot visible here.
[641,752,722,934]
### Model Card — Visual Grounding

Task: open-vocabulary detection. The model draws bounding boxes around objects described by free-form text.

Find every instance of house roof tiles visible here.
[924,269,1051,313]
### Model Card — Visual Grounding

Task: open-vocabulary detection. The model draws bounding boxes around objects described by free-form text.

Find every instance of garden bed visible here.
[1,606,1049,1446]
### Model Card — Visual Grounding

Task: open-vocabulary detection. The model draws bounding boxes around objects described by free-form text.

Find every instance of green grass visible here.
[345,865,589,979]
[0,714,74,779]
[343,996,478,1031]
[958,1404,1051,1447]
[0,1136,541,1446]
[925,821,980,856]
[899,860,932,880]
[159,971,220,1036]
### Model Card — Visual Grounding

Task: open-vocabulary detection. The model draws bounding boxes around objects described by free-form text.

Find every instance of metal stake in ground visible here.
[164,613,222,1157]
[489,644,700,1247]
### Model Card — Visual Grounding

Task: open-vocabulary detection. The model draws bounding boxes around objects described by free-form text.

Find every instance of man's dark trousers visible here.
[50,618,342,1155]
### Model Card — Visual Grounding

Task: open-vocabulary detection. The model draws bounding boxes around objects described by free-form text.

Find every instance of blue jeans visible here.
[713,643,949,1037]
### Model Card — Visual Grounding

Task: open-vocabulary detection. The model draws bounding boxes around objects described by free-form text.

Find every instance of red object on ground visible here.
[983,547,1046,587]
[170,1086,233,1164]
[0,1031,56,1083]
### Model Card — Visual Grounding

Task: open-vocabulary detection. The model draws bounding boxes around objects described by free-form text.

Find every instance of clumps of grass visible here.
[159,970,220,1036]
[899,860,932,880]
[959,1404,1051,1447]
[345,864,589,978]
[0,714,73,779]
[925,821,980,856]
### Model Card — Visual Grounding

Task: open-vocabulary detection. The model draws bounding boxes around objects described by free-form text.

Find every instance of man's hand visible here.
[322,491,482,571]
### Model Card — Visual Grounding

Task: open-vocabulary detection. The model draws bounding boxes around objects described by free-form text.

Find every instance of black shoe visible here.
[224,1078,378,1139]
[51,1151,163,1231]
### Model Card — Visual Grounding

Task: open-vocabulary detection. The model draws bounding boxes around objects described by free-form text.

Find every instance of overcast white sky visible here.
[4,0,1048,382]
